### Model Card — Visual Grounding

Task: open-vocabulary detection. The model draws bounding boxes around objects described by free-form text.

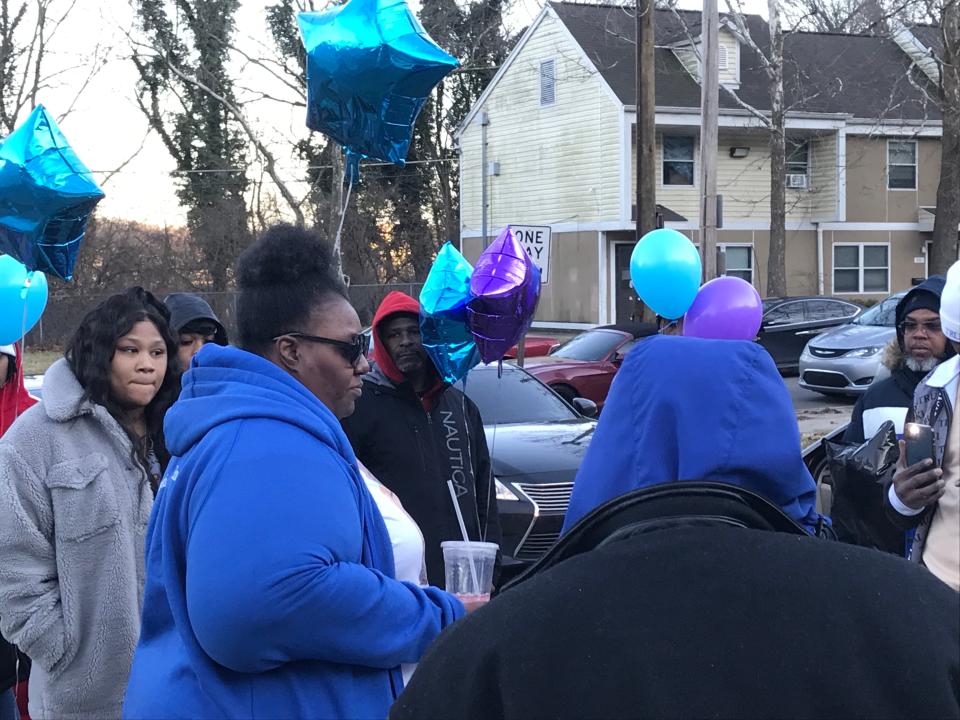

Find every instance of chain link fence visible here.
[25,282,425,349]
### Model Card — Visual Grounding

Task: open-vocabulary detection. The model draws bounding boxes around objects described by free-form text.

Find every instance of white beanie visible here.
[0,344,15,360]
[942,260,960,343]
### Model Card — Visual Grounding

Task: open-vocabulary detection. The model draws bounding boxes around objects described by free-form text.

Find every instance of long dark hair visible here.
[65,287,180,488]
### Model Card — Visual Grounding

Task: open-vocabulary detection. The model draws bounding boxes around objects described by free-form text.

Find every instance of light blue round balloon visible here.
[630,229,702,320]
[0,255,48,344]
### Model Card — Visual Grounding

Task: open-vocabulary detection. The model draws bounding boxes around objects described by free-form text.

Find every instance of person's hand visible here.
[892,440,944,512]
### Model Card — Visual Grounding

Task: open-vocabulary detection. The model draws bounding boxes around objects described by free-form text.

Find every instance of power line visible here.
[86,156,459,175]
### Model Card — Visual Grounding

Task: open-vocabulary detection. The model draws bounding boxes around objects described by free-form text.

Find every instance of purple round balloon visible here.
[468,227,541,363]
[683,276,762,341]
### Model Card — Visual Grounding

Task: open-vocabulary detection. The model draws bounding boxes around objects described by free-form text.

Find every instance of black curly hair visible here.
[236,224,348,354]
[65,287,180,488]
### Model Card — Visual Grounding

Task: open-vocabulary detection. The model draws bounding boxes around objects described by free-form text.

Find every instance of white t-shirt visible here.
[359,462,426,685]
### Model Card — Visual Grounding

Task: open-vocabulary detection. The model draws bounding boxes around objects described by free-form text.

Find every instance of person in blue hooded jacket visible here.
[561,334,827,535]
[123,225,464,720]
[390,335,960,720]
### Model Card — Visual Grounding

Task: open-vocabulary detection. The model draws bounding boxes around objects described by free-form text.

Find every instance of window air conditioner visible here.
[785,174,808,189]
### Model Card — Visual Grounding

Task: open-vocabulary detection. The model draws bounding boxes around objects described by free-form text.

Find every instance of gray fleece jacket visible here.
[0,359,154,720]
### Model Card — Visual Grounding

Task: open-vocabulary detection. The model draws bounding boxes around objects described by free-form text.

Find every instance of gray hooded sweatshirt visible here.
[0,359,154,719]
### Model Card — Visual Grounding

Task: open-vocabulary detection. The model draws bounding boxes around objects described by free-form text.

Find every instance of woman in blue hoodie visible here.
[123,225,464,719]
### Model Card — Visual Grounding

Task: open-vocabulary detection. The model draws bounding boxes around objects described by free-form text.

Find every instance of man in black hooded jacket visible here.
[833,276,954,553]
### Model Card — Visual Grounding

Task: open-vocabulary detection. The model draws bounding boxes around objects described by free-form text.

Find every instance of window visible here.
[763,302,805,325]
[833,244,889,294]
[887,140,916,189]
[786,139,809,177]
[721,245,753,283]
[663,136,695,186]
[804,300,860,321]
[459,365,576,425]
[718,44,728,70]
[552,329,625,362]
[539,59,556,106]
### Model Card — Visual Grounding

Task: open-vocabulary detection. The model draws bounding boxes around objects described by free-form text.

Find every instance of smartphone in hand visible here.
[904,423,935,468]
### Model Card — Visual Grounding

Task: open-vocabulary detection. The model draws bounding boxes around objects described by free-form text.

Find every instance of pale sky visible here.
[35,0,768,228]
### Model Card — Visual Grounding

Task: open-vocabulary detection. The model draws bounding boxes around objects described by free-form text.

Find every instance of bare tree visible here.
[916,0,960,273]
[0,0,104,134]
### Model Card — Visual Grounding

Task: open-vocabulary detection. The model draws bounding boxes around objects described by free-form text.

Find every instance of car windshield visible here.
[459,367,579,425]
[550,329,623,361]
[854,295,901,327]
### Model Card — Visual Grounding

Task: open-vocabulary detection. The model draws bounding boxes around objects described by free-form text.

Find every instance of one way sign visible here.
[510,225,551,284]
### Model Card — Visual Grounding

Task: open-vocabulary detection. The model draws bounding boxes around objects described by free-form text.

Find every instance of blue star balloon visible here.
[0,105,104,281]
[298,0,459,178]
[420,242,481,384]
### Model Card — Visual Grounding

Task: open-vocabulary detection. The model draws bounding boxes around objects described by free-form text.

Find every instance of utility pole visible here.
[636,0,656,240]
[700,0,719,281]
[481,111,490,248]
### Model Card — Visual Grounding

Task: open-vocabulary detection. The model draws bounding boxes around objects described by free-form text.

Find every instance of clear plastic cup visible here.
[441,540,498,605]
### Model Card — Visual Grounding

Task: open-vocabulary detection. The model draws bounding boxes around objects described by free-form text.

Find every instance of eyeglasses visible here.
[273,332,369,366]
[899,320,941,335]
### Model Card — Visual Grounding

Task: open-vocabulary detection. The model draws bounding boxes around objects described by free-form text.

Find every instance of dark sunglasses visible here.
[898,320,941,335]
[273,332,369,365]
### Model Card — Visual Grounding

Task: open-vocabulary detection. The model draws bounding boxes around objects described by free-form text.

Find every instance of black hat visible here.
[895,275,946,351]
[164,293,228,346]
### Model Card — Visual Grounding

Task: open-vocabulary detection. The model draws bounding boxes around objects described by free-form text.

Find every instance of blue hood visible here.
[125,344,463,719]
[562,335,824,535]
[166,343,355,462]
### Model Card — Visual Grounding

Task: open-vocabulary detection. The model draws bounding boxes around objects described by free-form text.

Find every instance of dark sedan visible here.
[523,323,658,409]
[758,297,863,373]
[459,362,597,567]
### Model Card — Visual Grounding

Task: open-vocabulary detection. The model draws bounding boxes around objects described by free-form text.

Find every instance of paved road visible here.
[785,376,856,412]
[784,375,856,442]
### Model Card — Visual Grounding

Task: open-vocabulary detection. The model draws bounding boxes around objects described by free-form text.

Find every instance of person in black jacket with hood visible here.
[342,291,501,587]
[390,337,960,720]
[834,275,955,553]
[163,293,229,371]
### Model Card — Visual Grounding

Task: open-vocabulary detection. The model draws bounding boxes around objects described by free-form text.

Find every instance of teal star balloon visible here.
[0,105,104,281]
[298,0,459,177]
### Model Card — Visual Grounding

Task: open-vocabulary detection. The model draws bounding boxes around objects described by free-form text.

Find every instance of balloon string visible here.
[334,175,354,264]
[457,385,483,540]
[15,276,30,421]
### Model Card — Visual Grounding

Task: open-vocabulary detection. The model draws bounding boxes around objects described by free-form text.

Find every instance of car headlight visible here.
[847,346,882,358]
[495,478,520,502]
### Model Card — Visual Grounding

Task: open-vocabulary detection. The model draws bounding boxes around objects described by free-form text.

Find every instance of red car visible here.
[503,334,559,360]
[524,323,657,411]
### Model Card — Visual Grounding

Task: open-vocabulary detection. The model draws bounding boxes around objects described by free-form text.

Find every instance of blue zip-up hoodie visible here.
[562,335,825,535]
[123,345,464,720]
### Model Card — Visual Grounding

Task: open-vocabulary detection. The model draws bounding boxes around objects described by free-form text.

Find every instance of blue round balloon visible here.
[630,229,702,320]
[0,255,48,344]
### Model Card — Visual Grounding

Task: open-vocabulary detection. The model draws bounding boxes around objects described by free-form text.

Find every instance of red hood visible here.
[371,291,422,384]
[1,343,38,436]
[370,291,446,410]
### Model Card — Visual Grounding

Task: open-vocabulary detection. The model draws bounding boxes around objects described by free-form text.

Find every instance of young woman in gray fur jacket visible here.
[0,288,180,720]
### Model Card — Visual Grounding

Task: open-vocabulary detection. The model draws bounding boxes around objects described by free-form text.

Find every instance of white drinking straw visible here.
[447,479,481,595]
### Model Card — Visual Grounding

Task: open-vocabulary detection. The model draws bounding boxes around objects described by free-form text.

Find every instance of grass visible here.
[22,350,62,376]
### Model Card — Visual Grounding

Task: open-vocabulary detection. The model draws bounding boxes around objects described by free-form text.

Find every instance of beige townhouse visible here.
[457,2,950,327]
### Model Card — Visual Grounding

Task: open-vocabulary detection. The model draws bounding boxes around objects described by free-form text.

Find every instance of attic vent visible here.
[540,59,556,106]
[718,45,728,71]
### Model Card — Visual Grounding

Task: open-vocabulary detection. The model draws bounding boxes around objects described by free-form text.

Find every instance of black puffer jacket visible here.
[835,342,921,554]
[391,485,960,720]
[342,367,501,586]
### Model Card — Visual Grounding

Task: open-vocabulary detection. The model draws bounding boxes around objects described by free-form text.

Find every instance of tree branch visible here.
[160,51,305,226]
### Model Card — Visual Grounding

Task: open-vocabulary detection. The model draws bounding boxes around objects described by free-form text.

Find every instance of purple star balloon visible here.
[467,227,542,363]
